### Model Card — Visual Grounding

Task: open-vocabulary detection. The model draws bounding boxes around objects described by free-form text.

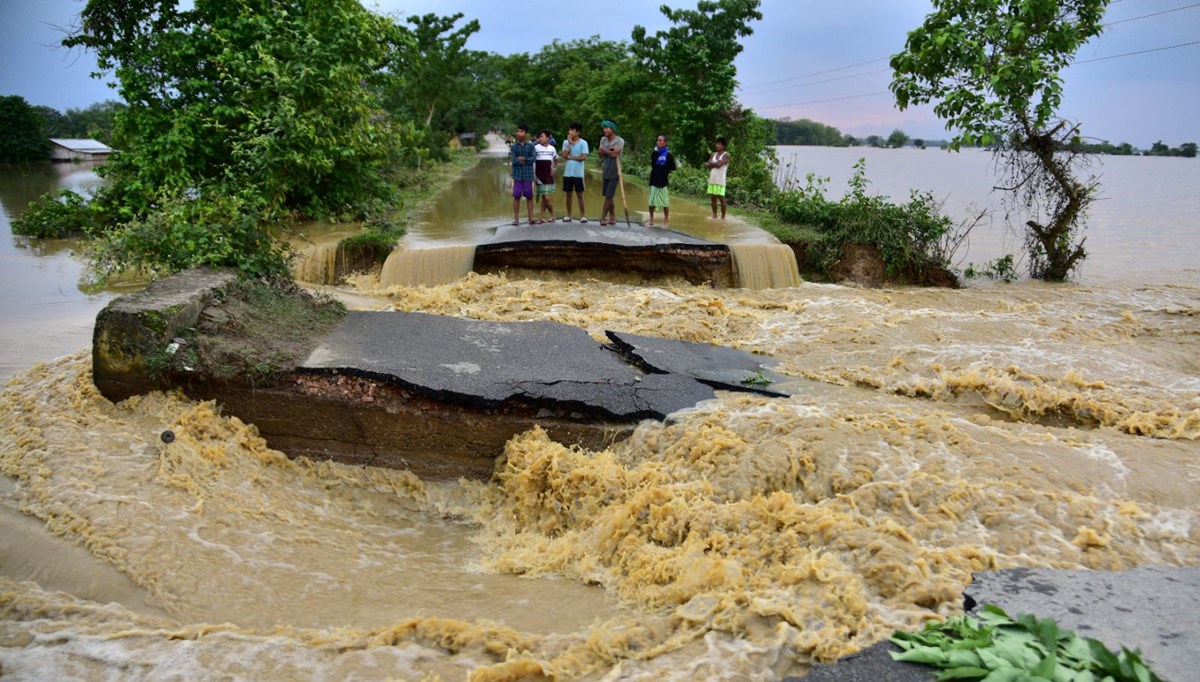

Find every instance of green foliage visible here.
[890,0,1108,151]
[86,188,294,281]
[338,230,401,264]
[891,604,1164,682]
[964,254,1018,282]
[34,100,126,145]
[772,118,847,146]
[1146,140,1197,158]
[385,13,481,131]
[887,128,911,148]
[631,0,763,166]
[890,0,1108,282]
[0,95,51,163]
[773,159,968,283]
[739,369,772,386]
[55,0,418,280]
[12,189,95,238]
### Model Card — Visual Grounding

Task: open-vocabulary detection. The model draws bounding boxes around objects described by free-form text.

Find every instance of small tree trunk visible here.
[1019,118,1090,282]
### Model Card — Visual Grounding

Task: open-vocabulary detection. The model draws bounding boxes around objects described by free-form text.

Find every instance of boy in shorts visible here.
[705,136,730,220]
[560,122,589,223]
[509,124,536,225]
[534,129,558,224]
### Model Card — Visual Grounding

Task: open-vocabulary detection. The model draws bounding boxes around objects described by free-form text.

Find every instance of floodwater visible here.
[2,154,1199,681]
[294,156,786,288]
[775,145,1200,287]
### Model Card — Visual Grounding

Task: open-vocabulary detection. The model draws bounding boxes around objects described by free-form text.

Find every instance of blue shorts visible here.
[563,176,585,193]
[512,179,533,199]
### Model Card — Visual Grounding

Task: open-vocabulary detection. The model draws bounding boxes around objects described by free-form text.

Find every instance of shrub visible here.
[772,158,973,283]
[11,189,95,238]
[87,187,294,281]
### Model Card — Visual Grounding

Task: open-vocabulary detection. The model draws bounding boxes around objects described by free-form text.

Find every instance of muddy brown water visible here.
[2,156,1198,680]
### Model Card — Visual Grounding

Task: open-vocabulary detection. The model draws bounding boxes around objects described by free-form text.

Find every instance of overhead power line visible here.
[737,3,1198,97]
[1103,2,1200,27]
[750,38,1200,112]
[755,92,890,110]
[737,58,887,91]
[1073,38,1200,63]
[742,68,891,96]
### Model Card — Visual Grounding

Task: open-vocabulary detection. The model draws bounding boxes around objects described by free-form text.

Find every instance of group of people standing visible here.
[508,120,731,228]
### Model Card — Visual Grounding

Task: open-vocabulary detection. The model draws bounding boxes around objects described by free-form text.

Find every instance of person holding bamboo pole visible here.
[597,119,624,226]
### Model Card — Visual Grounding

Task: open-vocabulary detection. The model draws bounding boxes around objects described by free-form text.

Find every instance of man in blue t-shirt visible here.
[559,122,589,223]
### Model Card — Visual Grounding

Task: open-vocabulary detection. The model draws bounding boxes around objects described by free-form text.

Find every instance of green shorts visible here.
[648,186,670,208]
[707,184,726,197]
[536,182,555,197]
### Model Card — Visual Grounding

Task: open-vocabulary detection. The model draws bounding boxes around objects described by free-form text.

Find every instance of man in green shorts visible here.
[705,136,730,220]
[646,134,677,228]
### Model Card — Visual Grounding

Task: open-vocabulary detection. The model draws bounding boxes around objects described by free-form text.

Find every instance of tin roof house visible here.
[49,138,115,162]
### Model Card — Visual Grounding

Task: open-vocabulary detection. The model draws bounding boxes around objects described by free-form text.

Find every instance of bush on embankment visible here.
[626,154,968,286]
[772,159,967,285]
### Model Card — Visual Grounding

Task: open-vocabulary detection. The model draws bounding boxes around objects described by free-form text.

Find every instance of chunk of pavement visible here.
[965,566,1200,682]
[605,330,790,396]
[302,311,718,420]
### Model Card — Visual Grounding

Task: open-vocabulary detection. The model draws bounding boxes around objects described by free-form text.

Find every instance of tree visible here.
[387,13,480,130]
[887,128,911,148]
[913,138,926,149]
[891,0,1109,281]
[1149,140,1170,156]
[631,0,763,165]
[1179,142,1198,158]
[866,135,884,148]
[0,95,50,163]
[59,0,408,277]
[774,118,846,146]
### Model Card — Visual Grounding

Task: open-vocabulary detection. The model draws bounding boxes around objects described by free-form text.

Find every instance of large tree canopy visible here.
[64,0,404,219]
[387,12,481,130]
[890,0,1109,281]
[890,0,1107,150]
[631,0,763,165]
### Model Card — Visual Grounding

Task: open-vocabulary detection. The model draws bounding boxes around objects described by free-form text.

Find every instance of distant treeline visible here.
[771,118,949,149]
[0,96,124,164]
[1068,139,1197,158]
[771,116,1198,158]
[35,100,124,145]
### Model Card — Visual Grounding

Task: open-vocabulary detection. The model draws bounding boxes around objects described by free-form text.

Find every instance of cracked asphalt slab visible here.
[300,311,782,421]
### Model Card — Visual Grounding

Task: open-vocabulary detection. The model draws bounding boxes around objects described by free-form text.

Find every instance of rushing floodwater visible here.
[1,153,1198,681]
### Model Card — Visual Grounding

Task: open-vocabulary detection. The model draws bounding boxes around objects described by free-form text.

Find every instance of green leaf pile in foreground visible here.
[890,605,1163,682]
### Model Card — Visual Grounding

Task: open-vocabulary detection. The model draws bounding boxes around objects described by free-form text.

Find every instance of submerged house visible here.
[49,138,115,162]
